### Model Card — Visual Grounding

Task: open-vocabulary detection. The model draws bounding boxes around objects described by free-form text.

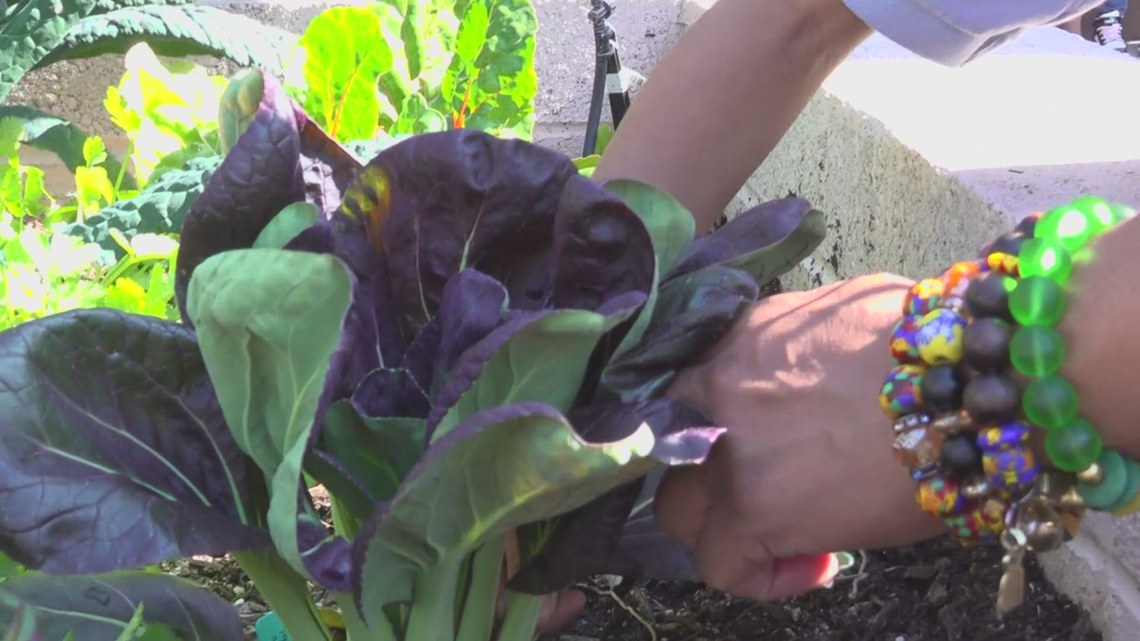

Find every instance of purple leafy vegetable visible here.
[668,197,825,282]
[0,310,268,575]
[0,65,834,641]
[0,571,244,640]
[175,70,361,326]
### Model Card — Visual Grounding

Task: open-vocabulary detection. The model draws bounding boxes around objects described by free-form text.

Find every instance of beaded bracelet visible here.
[878,195,1138,618]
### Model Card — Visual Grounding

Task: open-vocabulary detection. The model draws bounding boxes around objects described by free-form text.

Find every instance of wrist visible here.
[875,196,1139,619]
[1059,215,1140,457]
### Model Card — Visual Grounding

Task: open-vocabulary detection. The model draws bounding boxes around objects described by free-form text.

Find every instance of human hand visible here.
[656,273,949,602]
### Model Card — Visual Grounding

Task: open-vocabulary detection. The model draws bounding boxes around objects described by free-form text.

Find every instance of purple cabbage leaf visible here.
[175,69,363,327]
[603,265,761,400]
[667,196,826,282]
[0,571,244,641]
[0,310,268,576]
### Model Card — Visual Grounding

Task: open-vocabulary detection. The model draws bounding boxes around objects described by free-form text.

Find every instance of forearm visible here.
[590,0,871,233]
[1059,213,1140,457]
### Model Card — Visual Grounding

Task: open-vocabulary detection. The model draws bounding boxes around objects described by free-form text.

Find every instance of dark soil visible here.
[180,532,1100,641]
[551,536,1101,641]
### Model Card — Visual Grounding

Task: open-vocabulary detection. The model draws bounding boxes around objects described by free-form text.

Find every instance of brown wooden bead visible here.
[941,433,984,478]
[989,231,1024,257]
[965,272,1015,321]
[963,374,1021,424]
[962,316,1013,372]
[920,365,965,412]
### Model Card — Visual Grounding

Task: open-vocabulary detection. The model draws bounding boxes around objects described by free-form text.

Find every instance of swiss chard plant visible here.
[283,0,538,145]
[0,69,827,641]
[0,0,295,186]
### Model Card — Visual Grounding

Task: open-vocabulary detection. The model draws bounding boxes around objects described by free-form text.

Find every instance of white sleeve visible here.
[841,0,1107,66]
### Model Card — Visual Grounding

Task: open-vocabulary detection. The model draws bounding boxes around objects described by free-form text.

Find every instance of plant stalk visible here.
[334,592,396,641]
[403,555,465,641]
[232,548,333,641]
[495,591,543,641]
[455,537,506,641]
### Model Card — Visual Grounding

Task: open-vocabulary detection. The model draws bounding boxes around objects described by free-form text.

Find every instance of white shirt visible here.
[842,0,1110,65]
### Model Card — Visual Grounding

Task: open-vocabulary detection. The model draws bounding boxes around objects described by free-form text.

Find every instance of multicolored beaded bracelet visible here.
[878,195,1138,617]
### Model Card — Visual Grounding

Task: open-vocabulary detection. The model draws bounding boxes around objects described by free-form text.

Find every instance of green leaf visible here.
[218,69,265,155]
[602,179,697,357]
[0,590,36,641]
[253,202,319,249]
[0,106,134,190]
[372,0,460,130]
[432,308,639,439]
[603,179,695,278]
[572,154,601,177]
[290,6,396,142]
[356,402,665,613]
[0,552,23,580]
[36,5,294,73]
[103,42,228,185]
[186,248,354,582]
[438,0,538,138]
[321,400,424,503]
[0,571,244,640]
[88,0,193,15]
[63,154,219,258]
[0,0,101,104]
[390,92,448,135]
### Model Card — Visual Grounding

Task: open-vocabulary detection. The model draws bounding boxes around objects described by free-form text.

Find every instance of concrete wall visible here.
[8,1,1140,638]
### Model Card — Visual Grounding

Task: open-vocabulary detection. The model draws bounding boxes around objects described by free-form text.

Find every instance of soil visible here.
[552,536,1101,641]
[179,532,1100,641]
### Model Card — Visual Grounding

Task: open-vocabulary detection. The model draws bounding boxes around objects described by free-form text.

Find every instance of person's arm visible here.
[590,0,1105,234]
[1060,214,1140,457]
[590,0,871,233]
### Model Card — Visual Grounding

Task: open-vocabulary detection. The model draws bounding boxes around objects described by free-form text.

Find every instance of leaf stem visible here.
[232,548,333,641]
[113,137,134,194]
[334,592,396,641]
[455,538,506,641]
[494,591,543,641]
[404,555,464,641]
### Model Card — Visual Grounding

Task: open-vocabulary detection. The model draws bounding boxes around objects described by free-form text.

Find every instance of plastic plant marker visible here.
[255,611,291,641]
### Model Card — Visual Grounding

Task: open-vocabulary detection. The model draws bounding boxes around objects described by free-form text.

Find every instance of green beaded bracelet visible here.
[1010,197,1132,477]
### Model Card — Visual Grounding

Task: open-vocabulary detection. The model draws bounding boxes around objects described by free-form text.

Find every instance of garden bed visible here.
[174,488,1100,641]
[175,535,1100,641]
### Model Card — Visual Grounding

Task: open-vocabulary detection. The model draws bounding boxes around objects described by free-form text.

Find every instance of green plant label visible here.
[254,611,290,641]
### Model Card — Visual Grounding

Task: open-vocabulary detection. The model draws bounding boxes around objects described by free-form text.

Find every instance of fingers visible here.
[534,589,586,634]
[657,455,840,604]
[653,462,712,549]
[690,499,841,602]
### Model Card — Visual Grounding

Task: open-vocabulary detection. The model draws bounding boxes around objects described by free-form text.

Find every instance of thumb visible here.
[701,551,840,602]
[690,499,840,601]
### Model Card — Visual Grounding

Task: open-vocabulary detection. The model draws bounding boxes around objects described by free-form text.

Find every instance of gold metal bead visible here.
[961,477,991,499]
[1057,486,1087,510]
[932,411,973,434]
[1077,463,1104,486]
[1019,501,1065,552]
[892,413,932,435]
